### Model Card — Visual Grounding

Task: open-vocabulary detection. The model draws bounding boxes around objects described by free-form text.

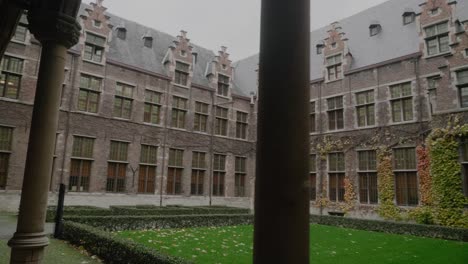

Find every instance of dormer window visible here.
[326,54,342,81]
[117,28,127,40]
[93,20,102,28]
[13,24,27,42]
[222,64,227,70]
[12,13,28,43]
[430,8,439,15]
[180,50,187,57]
[403,12,415,25]
[143,37,153,48]
[456,21,464,33]
[369,24,381,36]
[316,44,324,55]
[331,42,337,49]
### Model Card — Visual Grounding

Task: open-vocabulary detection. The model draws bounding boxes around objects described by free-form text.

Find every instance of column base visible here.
[8,232,49,264]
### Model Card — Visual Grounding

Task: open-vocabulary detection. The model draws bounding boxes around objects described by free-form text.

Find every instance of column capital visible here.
[27,0,82,48]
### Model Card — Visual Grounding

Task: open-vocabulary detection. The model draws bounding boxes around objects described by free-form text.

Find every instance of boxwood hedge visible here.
[46,205,250,222]
[65,214,253,231]
[63,221,191,264]
[310,214,468,241]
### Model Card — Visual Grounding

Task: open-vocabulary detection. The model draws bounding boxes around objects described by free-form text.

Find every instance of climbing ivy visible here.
[341,176,357,213]
[417,145,432,206]
[427,125,468,228]
[376,147,401,220]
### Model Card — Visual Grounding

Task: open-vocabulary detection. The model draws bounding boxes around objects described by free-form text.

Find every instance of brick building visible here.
[234,0,468,218]
[1,0,468,217]
[0,0,256,210]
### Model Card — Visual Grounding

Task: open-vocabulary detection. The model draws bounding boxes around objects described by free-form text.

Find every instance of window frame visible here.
[327,96,344,131]
[113,83,134,119]
[326,54,342,81]
[389,82,413,123]
[83,32,106,63]
[393,147,418,206]
[236,111,248,139]
[106,140,129,193]
[191,151,206,196]
[138,144,158,194]
[78,74,102,113]
[328,152,345,202]
[174,61,190,86]
[212,154,226,196]
[0,126,13,189]
[310,101,316,133]
[235,156,247,197]
[194,101,209,133]
[357,150,378,204]
[424,21,450,57]
[0,55,24,99]
[171,96,188,129]
[355,90,375,127]
[167,148,184,195]
[217,74,230,97]
[456,69,468,108]
[144,90,162,124]
[215,106,229,136]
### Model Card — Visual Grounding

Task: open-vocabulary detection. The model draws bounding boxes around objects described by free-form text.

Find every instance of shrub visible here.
[46,206,250,222]
[63,221,191,264]
[309,215,468,242]
[65,214,254,231]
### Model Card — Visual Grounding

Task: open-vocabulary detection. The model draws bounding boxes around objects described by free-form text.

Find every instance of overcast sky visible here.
[103,0,388,61]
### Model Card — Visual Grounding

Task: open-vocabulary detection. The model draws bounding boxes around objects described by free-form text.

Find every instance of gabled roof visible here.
[75,3,250,96]
[233,0,468,95]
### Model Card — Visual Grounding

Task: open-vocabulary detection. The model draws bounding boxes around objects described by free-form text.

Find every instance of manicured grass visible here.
[116,224,468,264]
[0,239,102,264]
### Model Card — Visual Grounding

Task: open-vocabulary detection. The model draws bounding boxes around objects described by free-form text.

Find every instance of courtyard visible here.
[116,224,468,264]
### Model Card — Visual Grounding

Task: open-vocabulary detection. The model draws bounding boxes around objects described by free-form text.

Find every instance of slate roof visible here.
[233,0,468,95]
[75,4,249,96]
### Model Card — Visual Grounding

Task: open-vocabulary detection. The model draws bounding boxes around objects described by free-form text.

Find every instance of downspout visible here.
[159,80,171,206]
[318,81,324,216]
[209,90,215,206]
[59,53,78,187]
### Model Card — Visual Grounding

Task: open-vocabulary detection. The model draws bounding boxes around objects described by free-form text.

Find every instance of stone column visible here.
[253,0,310,263]
[8,1,81,263]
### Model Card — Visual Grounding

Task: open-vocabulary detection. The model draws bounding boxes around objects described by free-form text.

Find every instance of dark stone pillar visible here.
[8,1,81,263]
[253,0,310,263]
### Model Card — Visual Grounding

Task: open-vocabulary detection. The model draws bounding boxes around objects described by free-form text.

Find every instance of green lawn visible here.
[0,239,102,264]
[117,224,468,264]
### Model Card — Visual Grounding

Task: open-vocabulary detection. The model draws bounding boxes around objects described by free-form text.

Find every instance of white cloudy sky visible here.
[102,0,388,60]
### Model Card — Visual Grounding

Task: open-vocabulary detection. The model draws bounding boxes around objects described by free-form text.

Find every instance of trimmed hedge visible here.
[65,214,253,231]
[310,215,468,242]
[63,221,191,264]
[46,205,250,222]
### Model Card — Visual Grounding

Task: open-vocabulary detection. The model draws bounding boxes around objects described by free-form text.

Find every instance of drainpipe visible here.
[159,80,171,206]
